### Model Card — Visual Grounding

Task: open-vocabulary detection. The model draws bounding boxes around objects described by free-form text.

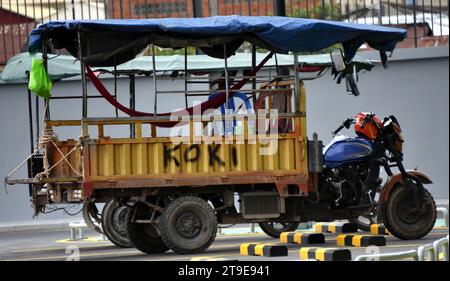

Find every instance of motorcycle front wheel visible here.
[384,184,436,240]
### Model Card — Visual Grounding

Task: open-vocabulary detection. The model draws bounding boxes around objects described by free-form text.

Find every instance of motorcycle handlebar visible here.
[333,118,355,135]
[333,125,345,135]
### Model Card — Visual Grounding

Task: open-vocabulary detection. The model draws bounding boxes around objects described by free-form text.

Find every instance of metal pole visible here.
[223,44,230,110]
[71,0,75,19]
[251,45,257,108]
[378,0,383,25]
[42,39,50,121]
[273,0,286,16]
[113,58,118,117]
[26,73,34,196]
[293,52,300,113]
[78,32,88,120]
[192,0,203,55]
[192,0,203,17]
[184,47,188,108]
[152,43,158,115]
[412,0,418,48]
[129,74,136,138]
[27,82,35,153]
[35,95,39,146]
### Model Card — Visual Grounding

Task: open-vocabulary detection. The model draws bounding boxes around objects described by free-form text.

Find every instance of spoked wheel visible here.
[258,222,300,238]
[102,200,134,248]
[159,196,217,255]
[384,184,436,240]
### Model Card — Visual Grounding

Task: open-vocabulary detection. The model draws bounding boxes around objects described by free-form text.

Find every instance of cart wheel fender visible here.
[379,170,432,205]
[82,201,103,234]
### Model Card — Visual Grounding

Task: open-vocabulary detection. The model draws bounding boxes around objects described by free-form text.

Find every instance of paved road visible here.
[0,227,447,261]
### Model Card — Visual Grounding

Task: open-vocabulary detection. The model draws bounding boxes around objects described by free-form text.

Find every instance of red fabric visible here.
[86,52,274,128]
[297,65,325,72]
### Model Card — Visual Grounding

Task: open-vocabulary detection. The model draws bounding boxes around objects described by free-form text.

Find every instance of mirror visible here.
[330,49,346,72]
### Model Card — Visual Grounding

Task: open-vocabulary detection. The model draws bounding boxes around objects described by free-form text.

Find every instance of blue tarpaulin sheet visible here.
[29,16,406,66]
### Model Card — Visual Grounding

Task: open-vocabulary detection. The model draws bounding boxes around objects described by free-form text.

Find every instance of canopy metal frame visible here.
[34,36,329,143]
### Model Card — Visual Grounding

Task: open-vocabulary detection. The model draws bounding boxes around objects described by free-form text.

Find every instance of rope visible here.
[38,128,57,148]
[3,150,36,194]
[5,126,83,189]
[34,128,83,180]
[46,141,83,177]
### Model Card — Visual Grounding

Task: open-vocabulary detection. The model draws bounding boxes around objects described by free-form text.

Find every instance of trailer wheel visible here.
[259,222,300,238]
[102,200,134,248]
[127,202,169,254]
[384,184,436,240]
[159,196,217,254]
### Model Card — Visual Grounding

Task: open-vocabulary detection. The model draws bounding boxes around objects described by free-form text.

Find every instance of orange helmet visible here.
[354,112,382,140]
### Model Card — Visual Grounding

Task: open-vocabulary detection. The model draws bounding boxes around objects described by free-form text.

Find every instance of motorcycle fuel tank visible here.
[323,135,374,168]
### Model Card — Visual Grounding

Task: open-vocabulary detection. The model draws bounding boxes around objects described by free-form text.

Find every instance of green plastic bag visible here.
[28,57,52,98]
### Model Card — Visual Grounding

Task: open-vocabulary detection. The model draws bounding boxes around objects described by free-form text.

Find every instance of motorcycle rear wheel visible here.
[384,184,436,240]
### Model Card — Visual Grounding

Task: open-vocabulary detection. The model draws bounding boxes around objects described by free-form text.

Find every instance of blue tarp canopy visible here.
[29,15,406,67]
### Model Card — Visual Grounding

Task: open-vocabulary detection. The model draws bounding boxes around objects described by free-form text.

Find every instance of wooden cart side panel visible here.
[48,141,82,178]
[84,136,305,180]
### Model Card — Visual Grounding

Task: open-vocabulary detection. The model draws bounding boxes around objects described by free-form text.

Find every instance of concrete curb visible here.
[0,218,84,233]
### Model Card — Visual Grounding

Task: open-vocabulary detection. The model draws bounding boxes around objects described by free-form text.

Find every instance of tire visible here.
[158,196,217,255]
[349,216,376,232]
[384,184,436,240]
[127,202,169,254]
[102,200,134,248]
[258,222,300,238]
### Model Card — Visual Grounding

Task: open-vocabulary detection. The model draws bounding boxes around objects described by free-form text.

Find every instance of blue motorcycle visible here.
[317,112,436,238]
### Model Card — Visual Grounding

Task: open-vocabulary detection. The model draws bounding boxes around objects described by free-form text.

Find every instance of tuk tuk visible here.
[5,16,436,255]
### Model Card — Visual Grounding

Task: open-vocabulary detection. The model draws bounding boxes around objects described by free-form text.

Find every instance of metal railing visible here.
[1,0,448,66]
[355,207,449,261]
[355,235,449,261]
[437,207,449,227]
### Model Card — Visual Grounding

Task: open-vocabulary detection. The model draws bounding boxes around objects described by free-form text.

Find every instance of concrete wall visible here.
[0,47,448,223]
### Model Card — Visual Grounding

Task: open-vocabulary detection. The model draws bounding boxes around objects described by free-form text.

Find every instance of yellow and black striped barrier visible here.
[240,243,288,257]
[370,224,391,235]
[299,247,352,261]
[336,234,386,247]
[280,232,325,245]
[314,222,358,233]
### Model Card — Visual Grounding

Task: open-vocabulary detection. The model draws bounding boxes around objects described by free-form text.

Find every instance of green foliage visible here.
[292,3,342,20]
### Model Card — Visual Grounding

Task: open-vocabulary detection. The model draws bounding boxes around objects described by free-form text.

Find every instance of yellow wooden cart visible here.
[5,16,408,254]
